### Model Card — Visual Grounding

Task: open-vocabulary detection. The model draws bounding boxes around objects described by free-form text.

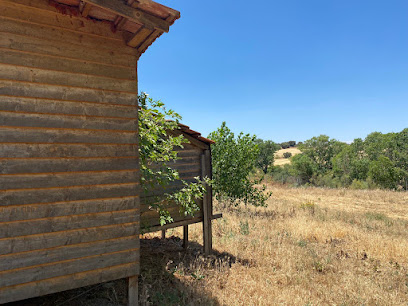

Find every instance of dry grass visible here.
[141,184,408,305]
[16,184,408,305]
[274,147,302,166]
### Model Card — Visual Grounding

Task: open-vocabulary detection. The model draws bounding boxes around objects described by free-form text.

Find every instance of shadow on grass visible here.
[6,236,250,306]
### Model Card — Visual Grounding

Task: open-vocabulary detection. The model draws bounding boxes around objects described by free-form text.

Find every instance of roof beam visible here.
[80,3,92,18]
[81,0,169,32]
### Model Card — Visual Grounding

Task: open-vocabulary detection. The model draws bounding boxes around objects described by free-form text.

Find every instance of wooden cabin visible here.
[141,123,220,254]
[0,0,180,304]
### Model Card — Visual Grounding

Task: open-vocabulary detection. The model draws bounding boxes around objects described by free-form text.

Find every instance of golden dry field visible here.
[274,147,302,166]
[140,183,408,305]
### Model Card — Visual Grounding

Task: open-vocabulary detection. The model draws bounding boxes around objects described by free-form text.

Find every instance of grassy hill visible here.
[274,147,302,166]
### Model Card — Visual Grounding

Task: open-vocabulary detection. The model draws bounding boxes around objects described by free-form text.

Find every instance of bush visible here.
[350,179,369,190]
[288,141,296,147]
[209,122,272,207]
[283,152,292,159]
[281,142,290,149]
[269,165,297,185]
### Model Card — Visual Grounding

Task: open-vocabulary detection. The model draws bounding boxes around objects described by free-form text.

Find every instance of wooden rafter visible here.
[81,0,169,32]
[80,3,92,18]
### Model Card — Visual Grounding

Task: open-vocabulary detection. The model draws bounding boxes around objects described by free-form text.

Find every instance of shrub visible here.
[283,152,292,159]
[269,165,297,185]
[350,179,369,190]
[281,142,290,149]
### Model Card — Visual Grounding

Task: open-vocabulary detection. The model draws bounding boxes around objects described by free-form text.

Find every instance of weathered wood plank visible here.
[140,176,201,197]
[148,162,200,173]
[0,235,139,272]
[0,96,138,119]
[0,0,124,40]
[128,275,139,306]
[0,262,139,304]
[0,196,138,222]
[0,143,138,158]
[127,27,152,48]
[0,81,138,106]
[174,143,203,151]
[0,126,137,144]
[0,157,138,175]
[0,16,136,55]
[0,248,139,288]
[0,170,139,190]
[0,49,136,80]
[202,150,213,255]
[82,0,169,32]
[0,208,139,238]
[183,225,188,249]
[143,216,202,234]
[175,149,203,158]
[0,64,137,93]
[0,183,139,206]
[0,32,136,67]
[137,29,161,53]
[0,221,139,255]
[0,110,137,131]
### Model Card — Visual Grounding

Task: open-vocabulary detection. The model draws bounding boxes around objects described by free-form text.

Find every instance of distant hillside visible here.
[274,147,301,166]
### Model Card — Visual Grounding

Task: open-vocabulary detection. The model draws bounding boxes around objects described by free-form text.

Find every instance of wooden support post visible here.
[183,225,188,249]
[161,229,166,240]
[201,150,213,255]
[128,276,138,306]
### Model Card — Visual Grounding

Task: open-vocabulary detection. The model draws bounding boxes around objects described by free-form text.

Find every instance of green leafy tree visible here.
[209,122,271,207]
[139,93,209,226]
[291,154,317,183]
[255,139,280,174]
[299,135,346,173]
[368,156,398,189]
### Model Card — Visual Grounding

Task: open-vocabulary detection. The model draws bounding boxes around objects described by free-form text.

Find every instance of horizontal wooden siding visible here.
[140,143,204,229]
[0,0,140,303]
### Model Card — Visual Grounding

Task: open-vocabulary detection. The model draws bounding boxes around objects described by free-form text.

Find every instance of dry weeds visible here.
[141,183,408,305]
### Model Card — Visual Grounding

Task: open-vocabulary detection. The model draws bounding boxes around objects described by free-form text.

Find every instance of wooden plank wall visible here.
[0,0,140,303]
[140,143,204,229]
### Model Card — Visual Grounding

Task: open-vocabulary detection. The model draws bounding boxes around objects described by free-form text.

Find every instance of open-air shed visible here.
[141,123,220,253]
[0,0,182,304]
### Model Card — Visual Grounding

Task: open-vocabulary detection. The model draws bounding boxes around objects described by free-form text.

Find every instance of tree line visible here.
[270,132,408,190]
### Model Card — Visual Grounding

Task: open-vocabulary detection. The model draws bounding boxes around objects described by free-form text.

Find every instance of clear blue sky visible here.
[138,0,408,143]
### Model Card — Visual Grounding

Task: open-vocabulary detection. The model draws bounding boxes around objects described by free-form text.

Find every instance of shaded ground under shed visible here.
[5,236,251,306]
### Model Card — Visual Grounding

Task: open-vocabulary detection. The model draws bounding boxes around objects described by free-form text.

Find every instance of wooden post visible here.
[201,149,213,255]
[128,276,138,306]
[183,225,188,249]
[161,229,166,240]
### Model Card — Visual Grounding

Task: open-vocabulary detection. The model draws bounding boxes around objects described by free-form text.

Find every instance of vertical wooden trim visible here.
[205,149,213,251]
[128,275,138,306]
[129,63,139,306]
[201,151,212,255]
[183,225,188,249]
[161,229,166,239]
